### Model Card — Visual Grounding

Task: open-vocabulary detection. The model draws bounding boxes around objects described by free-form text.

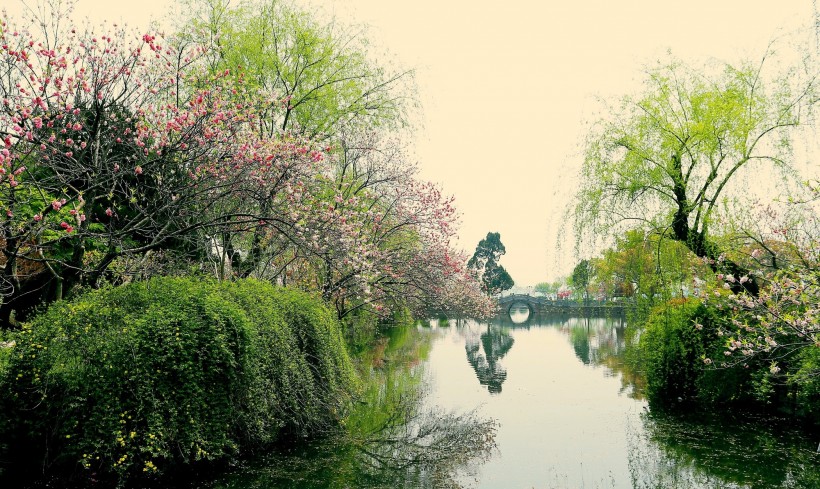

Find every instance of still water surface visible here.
[430,309,819,488]
[430,314,640,488]
[208,309,819,488]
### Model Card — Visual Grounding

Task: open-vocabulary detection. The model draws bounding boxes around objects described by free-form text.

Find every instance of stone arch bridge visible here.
[497,294,625,317]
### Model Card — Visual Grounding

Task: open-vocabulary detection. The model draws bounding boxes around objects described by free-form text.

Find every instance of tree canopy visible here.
[0,0,493,326]
[570,259,593,300]
[573,50,820,392]
[178,0,413,139]
[574,53,819,295]
[468,232,514,295]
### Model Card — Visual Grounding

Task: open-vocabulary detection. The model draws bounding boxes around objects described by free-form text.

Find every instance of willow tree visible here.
[574,53,818,295]
[178,0,413,140]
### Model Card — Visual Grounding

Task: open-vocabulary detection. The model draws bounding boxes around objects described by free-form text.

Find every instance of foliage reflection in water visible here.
[465,324,514,394]
[201,325,497,489]
[630,411,820,489]
[425,315,818,488]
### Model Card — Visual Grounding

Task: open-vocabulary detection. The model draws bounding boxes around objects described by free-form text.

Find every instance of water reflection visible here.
[199,325,497,489]
[465,325,514,394]
[570,324,591,364]
[196,318,819,489]
[630,411,820,488]
[507,302,530,324]
[557,316,627,367]
[427,316,818,488]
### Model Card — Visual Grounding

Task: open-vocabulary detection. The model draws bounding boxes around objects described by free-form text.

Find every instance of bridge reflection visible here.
[508,302,531,324]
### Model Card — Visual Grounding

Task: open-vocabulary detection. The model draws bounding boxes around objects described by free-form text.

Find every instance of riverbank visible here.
[4,287,817,489]
[0,278,357,487]
[0,280,496,488]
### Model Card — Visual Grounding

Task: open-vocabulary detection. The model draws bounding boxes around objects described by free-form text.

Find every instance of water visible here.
[205,313,819,488]
[428,316,639,488]
[202,322,497,489]
[425,314,819,488]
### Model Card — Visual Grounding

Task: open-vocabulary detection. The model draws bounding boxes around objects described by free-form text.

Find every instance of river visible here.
[204,310,819,489]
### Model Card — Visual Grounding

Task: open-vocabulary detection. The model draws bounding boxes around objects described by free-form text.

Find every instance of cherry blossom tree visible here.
[0,1,491,326]
[700,184,820,381]
[0,3,331,324]
[232,137,494,320]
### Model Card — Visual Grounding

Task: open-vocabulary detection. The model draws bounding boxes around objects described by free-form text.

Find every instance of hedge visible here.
[0,277,356,485]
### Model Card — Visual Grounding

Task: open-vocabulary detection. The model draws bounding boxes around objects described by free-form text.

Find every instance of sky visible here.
[3,0,816,286]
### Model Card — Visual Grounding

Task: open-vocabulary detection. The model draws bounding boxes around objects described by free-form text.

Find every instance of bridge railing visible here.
[497,294,619,309]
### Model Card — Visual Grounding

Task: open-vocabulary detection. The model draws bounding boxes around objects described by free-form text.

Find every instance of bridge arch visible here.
[498,294,539,316]
[507,299,534,315]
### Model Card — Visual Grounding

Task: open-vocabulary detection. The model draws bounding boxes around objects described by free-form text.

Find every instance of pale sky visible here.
[3,0,816,285]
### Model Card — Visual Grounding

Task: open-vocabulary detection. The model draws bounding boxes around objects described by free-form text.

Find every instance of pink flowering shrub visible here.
[0,2,489,326]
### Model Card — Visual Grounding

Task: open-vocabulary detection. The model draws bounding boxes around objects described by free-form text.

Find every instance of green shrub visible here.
[220,281,357,437]
[639,299,755,409]
[0,339,9,377]
[641,298,820,425]
[0,277,355,485]
[388,305,415,328]
[792,347,820,424]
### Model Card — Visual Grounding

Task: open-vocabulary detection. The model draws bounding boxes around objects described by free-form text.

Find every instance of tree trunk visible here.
[669,154,759,295]
[671,211,759,296]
